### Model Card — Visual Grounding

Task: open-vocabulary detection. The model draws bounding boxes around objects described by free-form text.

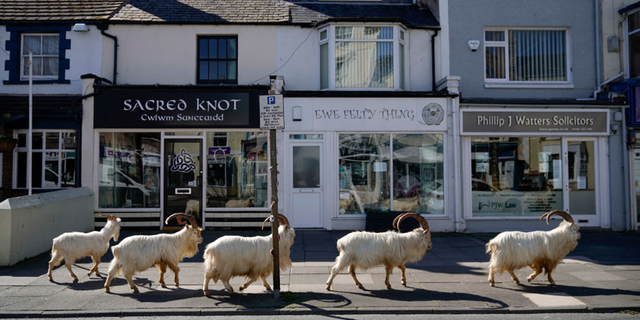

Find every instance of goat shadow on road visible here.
[334,286,508,309]
[498,282,640,298]
[205,290,354,309]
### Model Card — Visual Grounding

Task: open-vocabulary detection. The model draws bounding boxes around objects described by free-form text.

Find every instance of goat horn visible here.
[165,213,199,228]
[395,212,429,232]
[392,213,407,230]
[261,214,291,230]
[99,214,117,222]
[540,210,574,225]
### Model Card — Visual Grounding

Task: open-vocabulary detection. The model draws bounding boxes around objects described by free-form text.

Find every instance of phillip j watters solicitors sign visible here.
[461,109,609,136]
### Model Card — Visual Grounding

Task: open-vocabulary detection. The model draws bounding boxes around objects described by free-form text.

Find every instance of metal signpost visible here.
[259,94,284,299]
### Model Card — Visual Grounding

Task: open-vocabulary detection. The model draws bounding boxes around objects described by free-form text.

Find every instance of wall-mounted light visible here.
[72,23,90,32]
[292,106,302,122]
[467,40,480,52]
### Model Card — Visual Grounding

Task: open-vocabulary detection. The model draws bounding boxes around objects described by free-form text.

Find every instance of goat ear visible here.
[116,218,122,223]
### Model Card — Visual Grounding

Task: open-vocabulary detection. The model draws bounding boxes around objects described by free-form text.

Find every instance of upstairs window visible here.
[628,10,640,78]
[197,36,238,84]
[21,34,59,80]
[3,26,70,85]
[320,25,406,90]
[485,28,569,85]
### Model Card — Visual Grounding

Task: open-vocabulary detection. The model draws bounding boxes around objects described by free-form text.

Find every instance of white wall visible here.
[0,25,103,95]
[0,187,94,266]
[105,25,280,86]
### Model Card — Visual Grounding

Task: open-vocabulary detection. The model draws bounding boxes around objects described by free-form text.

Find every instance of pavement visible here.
[1,229,640,317]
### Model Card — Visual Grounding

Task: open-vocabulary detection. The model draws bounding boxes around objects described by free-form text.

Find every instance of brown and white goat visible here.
[326,212,432,290]
[104,213,203,293]
[202,214,295,295]
[48,214,121,282]
[486,210,580,287]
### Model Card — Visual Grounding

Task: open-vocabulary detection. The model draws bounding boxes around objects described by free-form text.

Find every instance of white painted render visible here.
[0,25,103,95]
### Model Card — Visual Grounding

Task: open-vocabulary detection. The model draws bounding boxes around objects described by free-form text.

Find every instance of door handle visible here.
[175,188,192,195]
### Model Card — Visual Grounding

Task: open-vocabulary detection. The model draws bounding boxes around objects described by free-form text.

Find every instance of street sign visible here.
[259,95,284,130]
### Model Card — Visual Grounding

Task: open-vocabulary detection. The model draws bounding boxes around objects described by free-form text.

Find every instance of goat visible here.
[326,212,432,290]
[380,196,421,212]
[225,197,254,208]
[486,210,580,287]
[104,213,203,293]
[47,214,121,282]
[202,214,295,295]
[185,199,200,216]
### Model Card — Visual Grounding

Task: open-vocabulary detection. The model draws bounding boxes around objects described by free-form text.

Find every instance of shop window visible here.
[320,25,406,90]
[14,130,77,189]
[627,10,640,78]
[98,132,161,208]
[197,36,238,84]
[3,26,71,85]
[485,28,569,85]
[338,133,443,215]
[470,137,563,217]
[205,132,269,209]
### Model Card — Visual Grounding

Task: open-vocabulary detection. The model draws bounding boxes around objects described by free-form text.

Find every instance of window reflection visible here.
[471,137,563,217]
[98,132,161,208]
[205,132,268,208]
[338,133,444,215]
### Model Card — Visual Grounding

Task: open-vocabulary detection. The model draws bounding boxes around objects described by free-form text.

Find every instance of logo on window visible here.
[420,103,444,126]
[171,148,197,173]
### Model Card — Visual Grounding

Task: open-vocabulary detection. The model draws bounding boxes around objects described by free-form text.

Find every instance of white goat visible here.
[47,214,121,282]
[202,214,295,295]
[326,212,432,290]
[225,197,254,208]
[104,213,203,293]
[486,210,580,287]
[185,200,200,216]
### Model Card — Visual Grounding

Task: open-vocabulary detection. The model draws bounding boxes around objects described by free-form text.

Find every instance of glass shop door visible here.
[163,139,203,230]
[562,138,599,227]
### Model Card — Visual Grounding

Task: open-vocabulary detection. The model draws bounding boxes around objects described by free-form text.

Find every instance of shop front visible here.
[283,95,455,231]
[84,84,271,229]
[460,107,612,231]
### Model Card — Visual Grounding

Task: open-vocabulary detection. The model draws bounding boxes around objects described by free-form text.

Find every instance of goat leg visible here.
[65,261,78,282]
[261,276,272,291]
[165,261,180,287]
[157,263,167,287]
[349,265,364,289]
[384,266,393,289]
[399,265,407,286]
[239,277,257,291]
[507,270,520,284]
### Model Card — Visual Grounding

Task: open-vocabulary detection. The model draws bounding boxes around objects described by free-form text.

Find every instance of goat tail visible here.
[485,240,497,254]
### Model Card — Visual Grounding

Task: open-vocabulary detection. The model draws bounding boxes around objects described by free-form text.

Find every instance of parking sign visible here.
[259,95,284,130]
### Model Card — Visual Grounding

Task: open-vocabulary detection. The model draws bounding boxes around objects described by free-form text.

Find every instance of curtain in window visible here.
[509,30,566,81]
[335,42,393,88]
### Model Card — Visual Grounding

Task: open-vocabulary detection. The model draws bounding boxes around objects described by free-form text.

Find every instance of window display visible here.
[338,133,444,215]
[471,137,563,217]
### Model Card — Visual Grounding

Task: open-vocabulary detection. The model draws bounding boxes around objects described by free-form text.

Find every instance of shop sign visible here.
[94,88,257,128]
[461,109,609,135]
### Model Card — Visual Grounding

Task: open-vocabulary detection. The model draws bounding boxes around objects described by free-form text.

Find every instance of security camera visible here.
[467,40,480,52]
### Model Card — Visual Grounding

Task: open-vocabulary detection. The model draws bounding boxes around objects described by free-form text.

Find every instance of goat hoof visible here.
[549,282,556,286]
[325,285,331,291]
[203,290,210,296]
[239,286,245,291]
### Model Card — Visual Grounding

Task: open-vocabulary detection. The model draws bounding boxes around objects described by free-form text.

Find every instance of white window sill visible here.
[485,83,574,89]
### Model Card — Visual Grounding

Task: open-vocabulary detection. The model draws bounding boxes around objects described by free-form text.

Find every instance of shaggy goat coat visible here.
[48,217,121,282]
[202,224,295,294]
[486,220,579,286]
[326,227,432,290]
[104,225,202,293]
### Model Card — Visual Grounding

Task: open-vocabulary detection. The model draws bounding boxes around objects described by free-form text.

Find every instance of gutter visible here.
[98,24,118,85]
[431,29,439,91]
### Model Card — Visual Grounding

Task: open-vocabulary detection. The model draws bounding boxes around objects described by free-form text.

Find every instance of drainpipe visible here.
[431,29,439,92]
[98,25,118,85]
[70,91,98,188]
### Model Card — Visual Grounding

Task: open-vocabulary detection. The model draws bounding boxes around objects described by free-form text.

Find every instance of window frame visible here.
[625,9,640,78]
[196,35,239,84]
[20,33,60,80]
[483,27,573,88]
[13,129,77,190]
[319,24,408,91]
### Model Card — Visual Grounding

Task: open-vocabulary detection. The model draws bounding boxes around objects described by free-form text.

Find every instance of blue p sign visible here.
[267,96,276,105]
